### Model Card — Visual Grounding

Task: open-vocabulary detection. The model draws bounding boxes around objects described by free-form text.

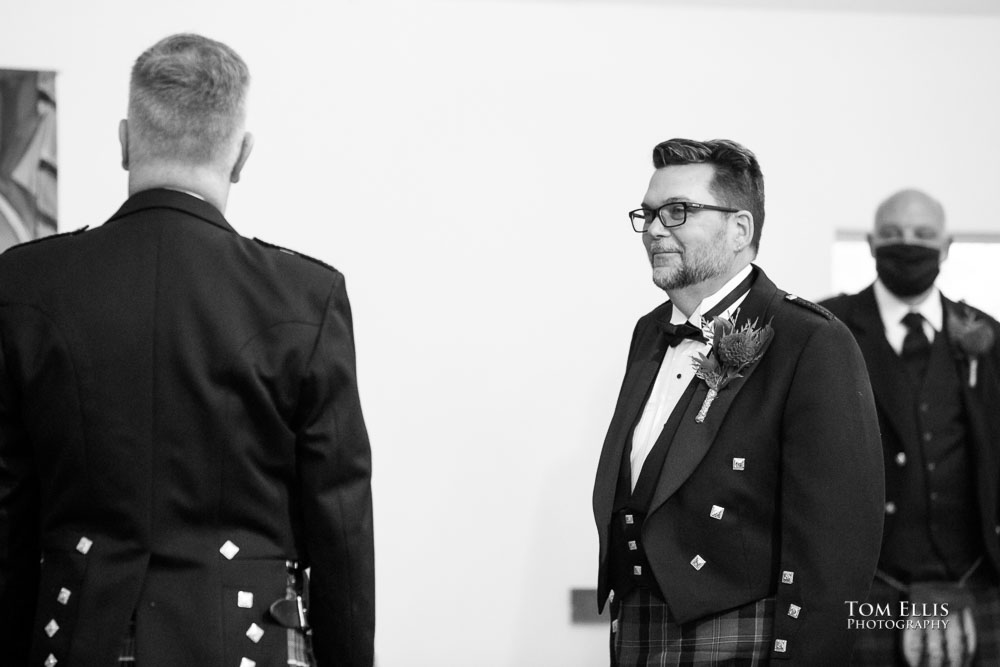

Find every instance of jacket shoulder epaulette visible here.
[252,237,339,273]
[783,293,834,320]
[3,226,89,253]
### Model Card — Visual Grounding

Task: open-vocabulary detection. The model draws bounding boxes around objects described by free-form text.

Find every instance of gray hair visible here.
[128,33,249,164]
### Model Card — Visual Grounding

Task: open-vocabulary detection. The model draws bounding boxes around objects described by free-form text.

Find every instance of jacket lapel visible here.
[647,267,778,514]
[945,296,1000,546]
[845,286,920,448]
[593,306,672,521]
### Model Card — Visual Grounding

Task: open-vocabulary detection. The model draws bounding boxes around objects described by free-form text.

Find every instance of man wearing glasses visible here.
[593,138,884,665]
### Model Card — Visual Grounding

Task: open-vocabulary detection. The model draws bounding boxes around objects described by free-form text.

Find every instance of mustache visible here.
[648,242,682,254]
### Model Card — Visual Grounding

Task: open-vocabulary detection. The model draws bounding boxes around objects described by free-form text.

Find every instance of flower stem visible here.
[970,358,978,388]
[695,388,718,423]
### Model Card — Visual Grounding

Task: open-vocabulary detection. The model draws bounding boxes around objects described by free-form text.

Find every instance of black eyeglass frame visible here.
[628,201,741,233]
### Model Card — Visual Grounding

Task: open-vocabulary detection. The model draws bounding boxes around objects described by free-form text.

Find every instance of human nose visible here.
[645,215,671,238]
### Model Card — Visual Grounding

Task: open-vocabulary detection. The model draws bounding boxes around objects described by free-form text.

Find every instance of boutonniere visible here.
[947,302,995,388]
[691,313,774,423]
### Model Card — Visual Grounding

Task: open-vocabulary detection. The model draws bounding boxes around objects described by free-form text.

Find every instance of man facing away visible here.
[0,34,374,666]
[593,138,885,665]
[822,189,1000,666]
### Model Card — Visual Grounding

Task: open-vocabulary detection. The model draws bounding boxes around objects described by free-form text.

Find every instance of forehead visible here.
[875,196,945,233]
[644,163,717,204]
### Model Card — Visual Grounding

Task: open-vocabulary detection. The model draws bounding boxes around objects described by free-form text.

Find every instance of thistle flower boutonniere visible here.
[947,302,995,388]
[691,313,774,423]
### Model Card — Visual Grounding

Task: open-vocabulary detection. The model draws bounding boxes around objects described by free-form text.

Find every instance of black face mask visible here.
[874,244,941,297]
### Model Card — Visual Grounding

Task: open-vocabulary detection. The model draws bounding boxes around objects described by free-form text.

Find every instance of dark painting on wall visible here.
[0,69,57,253]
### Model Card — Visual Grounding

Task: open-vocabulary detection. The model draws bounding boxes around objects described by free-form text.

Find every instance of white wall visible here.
[3,2,999,665]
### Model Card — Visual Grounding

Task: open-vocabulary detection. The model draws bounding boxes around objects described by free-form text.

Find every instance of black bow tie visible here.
[655,267,758,348]
[658,321,706,347]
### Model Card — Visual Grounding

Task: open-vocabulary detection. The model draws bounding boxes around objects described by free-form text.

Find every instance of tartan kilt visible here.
[611,588,774,666]
[118,614,314,666]
[851,577,1000,666]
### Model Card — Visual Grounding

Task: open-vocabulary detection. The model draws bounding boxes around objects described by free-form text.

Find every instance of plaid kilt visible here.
[611,588,774,666]
[851,577,1000,666]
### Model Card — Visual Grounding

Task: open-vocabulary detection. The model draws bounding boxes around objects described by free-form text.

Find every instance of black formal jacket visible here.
[593,267,885,665]
[0,189,374,666]
[822,285,1000,577]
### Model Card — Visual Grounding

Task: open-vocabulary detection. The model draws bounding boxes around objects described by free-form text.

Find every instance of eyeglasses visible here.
[629,201,740,233]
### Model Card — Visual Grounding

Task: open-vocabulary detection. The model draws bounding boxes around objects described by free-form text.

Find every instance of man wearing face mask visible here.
[822,189,1000,666]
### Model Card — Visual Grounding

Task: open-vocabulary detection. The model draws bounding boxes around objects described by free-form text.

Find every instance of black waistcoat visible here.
[607,381,700,601]
[881,328,985,581]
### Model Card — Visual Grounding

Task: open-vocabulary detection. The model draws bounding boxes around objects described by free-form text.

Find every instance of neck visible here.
[128,162,231,213]
[667,260,750,319]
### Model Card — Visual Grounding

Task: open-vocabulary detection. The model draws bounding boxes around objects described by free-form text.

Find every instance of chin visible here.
[652,267,692,291]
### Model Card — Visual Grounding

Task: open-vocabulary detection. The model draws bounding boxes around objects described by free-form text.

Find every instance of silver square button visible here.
[75,537,93,555]
[219,540,240,560]
[246,623,264,643]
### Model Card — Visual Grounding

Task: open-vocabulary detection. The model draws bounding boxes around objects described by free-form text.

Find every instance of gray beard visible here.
[652,260,728,291]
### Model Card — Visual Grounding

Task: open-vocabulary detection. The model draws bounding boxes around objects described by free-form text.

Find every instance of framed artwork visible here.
[0,69,57,253]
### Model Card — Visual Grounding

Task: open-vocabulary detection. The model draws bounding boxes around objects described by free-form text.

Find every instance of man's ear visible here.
[940,235,953,263]
[118,119,129,170]
[230,132,254,184]
[733,210,754,253]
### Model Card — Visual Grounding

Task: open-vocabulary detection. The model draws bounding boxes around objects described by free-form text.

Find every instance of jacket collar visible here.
[106,188,237,234]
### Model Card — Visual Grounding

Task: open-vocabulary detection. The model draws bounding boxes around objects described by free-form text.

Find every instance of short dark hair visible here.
[652,138,765,252]
[129,33,249,164]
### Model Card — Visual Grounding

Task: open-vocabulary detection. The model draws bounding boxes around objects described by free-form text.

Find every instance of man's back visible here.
[0,188,375,666]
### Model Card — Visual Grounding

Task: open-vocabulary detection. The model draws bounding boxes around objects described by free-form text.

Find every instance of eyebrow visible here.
[640,197,690,208]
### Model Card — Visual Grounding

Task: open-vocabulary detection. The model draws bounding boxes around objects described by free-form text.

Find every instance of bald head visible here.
[872,189,948,250]
[869,188,951,301]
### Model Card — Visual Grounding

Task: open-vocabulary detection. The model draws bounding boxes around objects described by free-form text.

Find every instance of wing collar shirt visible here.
[629,264,753,490]
[873,278,942,355]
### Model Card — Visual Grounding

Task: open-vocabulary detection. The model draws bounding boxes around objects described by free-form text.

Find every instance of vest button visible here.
[927,462,936,472]
[923,432,933,442]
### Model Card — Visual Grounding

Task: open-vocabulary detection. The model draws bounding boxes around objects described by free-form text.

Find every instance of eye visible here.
[664,203,687,221]
[877,225,903,240]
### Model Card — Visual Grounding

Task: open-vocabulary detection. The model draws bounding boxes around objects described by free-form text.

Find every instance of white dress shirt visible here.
[629,265,753,490]
[872,279,942,355]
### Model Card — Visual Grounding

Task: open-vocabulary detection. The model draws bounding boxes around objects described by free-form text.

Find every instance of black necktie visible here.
[657,268,756,348]
[901,312,930,383]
